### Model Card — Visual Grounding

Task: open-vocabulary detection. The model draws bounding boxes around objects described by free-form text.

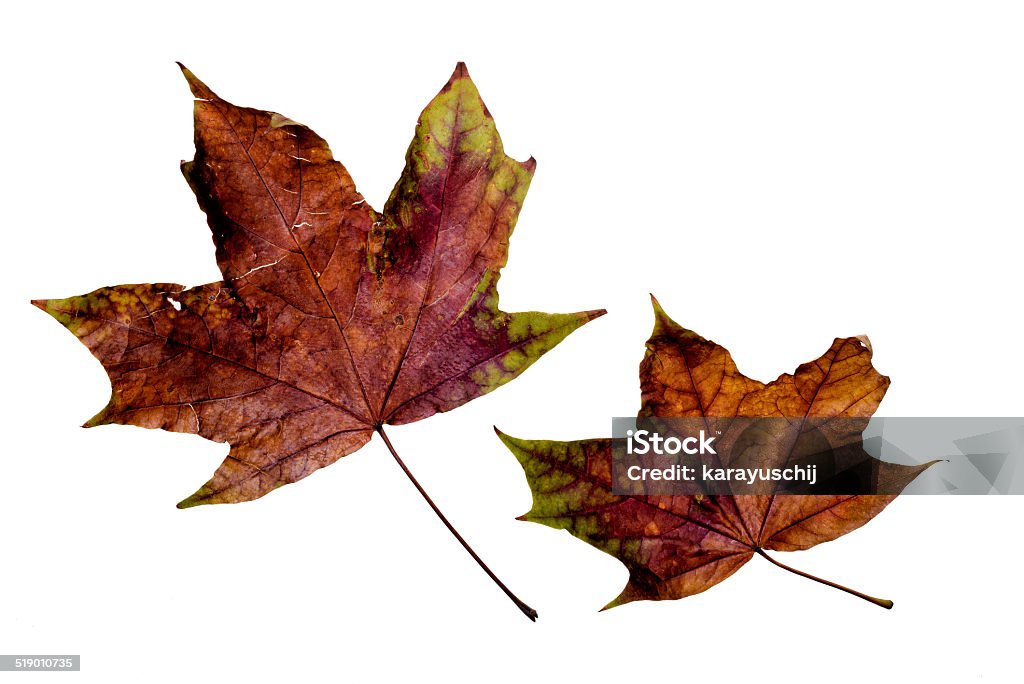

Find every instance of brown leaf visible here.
[33,64,604,508]
[500,296,929,609]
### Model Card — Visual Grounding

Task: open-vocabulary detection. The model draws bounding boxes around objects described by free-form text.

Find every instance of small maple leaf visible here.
[499,296,929,610]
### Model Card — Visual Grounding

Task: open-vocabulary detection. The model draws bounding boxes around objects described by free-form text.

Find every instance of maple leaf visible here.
[33,64,604,619]
[499,297,929,610]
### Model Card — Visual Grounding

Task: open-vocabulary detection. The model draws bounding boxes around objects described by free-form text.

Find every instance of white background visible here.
[2,1,1022,682]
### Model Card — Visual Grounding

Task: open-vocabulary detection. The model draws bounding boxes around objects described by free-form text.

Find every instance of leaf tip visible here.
[494,427,519,449]
[450,61,470,81]
[176,484,216,509]
[600,594,629,611]
[175,61,193,81]
[82,411,108,429]
[175,496,202,510]
[177,62,216,100]
[648,294,677,335]
[494,430,540,459]
[601,579,649,610]
[648,292,664,312]
[31,297,77,329]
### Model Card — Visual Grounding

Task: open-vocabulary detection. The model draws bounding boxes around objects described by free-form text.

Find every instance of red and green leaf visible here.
[500,297,928,609]
[35,64,603,508]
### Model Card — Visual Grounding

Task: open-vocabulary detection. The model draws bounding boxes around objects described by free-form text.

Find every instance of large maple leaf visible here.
[34,63,602,506]
[499,297,928,610]
[32,65,603,618]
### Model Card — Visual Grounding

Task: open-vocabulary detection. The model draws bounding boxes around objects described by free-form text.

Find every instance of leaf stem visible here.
[754,548,893,610]
[375,426,539,621]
